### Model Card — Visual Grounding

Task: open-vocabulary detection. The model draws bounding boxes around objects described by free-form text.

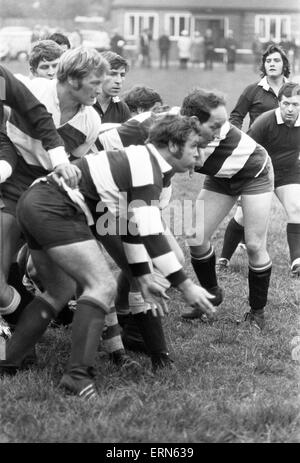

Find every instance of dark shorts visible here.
[203,156,274,196]
[16,182,94,250]
[274,161,300,189]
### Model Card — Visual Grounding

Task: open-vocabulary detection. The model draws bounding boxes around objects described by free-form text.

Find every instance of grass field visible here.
[0,60,300,444]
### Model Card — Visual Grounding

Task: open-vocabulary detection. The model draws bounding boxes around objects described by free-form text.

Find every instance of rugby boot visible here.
[59,366,98,401]
[243,309,265,331]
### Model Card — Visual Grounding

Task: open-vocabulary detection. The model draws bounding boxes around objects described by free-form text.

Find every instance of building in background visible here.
[109,0,300,64]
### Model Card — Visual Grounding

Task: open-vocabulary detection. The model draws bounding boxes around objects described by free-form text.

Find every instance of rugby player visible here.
[218,45,290,270]
[29,39,64,80]
[93,51,131,123]
[0,114,216,399]
[180,89,274,330]
[0,63,79,321]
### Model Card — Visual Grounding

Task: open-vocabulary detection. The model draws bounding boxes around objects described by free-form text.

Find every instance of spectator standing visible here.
[190,31,204,68]
[224,30,238,71]
[158,31,171,69]
[203,28,215,70]
[177,30,191,70]
[140,28,152,68]
[110,29,126,56]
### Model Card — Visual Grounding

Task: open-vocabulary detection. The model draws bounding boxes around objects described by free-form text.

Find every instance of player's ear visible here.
[168,140,179,154]
[67,76,80,90]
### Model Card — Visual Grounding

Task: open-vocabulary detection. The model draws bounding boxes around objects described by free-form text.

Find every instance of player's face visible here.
[101,66,126,97]
[202,104,227,139]
[73,71,105,105]
[279,94,300,126]
[264,52,284,77]
[33,58,60,79]
[174,131,202,172]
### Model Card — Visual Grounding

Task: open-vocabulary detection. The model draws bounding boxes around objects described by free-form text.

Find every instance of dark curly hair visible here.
[123,85,162,113]
[260,44,290,78]
[147,114,202,157]
[181,88,226,123]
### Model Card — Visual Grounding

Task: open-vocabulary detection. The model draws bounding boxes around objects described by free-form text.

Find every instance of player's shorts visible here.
[16,181,94,250]
[203,156,274,197]
[274,161,300,189]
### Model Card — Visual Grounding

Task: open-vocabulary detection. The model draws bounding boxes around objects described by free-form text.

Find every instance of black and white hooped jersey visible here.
[97,111,172,208]
[0,65,67,175]
[7,76,102,175]
[75,143,186,287]
[196,121,268,179]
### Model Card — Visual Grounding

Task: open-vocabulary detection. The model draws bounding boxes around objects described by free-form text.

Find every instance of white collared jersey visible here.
[6,76,102,175]
[196,121,268,179]
[75,143,186,286]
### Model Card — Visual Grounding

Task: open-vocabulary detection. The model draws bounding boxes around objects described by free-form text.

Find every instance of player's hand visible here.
[137,274,170,317]
[178,279,217,321]
[54,163,82,189]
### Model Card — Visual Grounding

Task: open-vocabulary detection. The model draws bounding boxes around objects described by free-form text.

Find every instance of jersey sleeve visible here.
[0,66,66,160]
[229,84,255,130]
[247,112,269,145]
[0,131,18,182]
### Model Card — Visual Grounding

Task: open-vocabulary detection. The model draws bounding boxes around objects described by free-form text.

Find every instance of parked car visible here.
[0,26,32,61]
[75,29,110,52]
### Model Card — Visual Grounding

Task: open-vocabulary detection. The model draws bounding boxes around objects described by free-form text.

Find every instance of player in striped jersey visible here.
[180,89,274,330]
[94,91,217,354]
[0,114,216,399]
[218,44,290,270]
[0,63,80,323]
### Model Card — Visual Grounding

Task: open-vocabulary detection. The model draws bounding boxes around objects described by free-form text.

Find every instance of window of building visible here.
[124,12,159,39]
[255,15,291,42]
[164,13,191,39]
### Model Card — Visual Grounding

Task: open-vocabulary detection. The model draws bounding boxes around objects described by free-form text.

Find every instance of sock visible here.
[115,271,130,315]
[102,306,124,353]
[3,296,56,363]
[129,292,168,355]
[190,246,218,290]
[68,297,107,373]
[248,262,272,311]
[287,223,300,264]
[220,218,245,261]
[2,263,34,326]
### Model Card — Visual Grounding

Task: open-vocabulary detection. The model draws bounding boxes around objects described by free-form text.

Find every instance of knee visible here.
[286,203,300,222]
[245,239,264,257]
[93,275,117,304]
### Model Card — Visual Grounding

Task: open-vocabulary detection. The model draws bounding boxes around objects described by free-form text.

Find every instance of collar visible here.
[258,75,288,91]
[275,107,300,127]
[112,96,120,103]
[146,143,173,174]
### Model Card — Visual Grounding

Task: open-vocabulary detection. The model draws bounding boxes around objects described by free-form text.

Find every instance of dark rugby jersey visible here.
[93,96,131,123]
[74,144,186,286]
[229,76,287,129]
[195,121,268,180]
[247,108,300,171]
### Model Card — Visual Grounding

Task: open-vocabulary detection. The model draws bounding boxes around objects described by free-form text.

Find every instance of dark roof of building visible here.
[112,0,300,11]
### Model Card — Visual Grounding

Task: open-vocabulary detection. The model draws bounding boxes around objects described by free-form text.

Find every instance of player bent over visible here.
[0,114,216,399]
[180,89,274,330]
